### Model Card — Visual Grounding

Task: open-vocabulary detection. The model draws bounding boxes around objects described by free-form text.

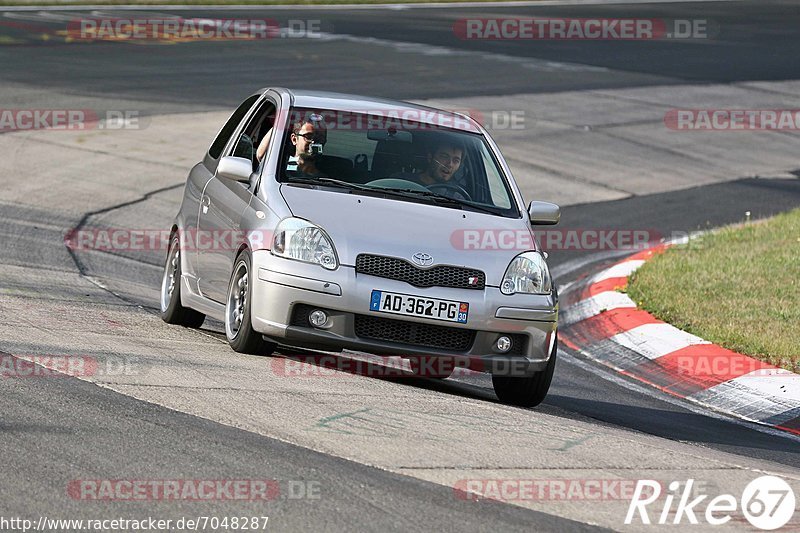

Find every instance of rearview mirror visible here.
[528,201,560,225]
[217,156,253,183]
[367,129,412,143]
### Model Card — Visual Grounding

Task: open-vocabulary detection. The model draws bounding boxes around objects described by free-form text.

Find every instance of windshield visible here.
[279,107,519,217]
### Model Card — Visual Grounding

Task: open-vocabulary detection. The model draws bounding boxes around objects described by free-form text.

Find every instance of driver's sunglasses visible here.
[296,132,325,142]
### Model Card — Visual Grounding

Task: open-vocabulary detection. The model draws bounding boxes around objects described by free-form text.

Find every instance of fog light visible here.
[309,310,329,328]
[495,336,513,353]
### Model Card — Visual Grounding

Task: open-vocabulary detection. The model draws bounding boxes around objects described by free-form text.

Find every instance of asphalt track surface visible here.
[1,1,800,531]
[0,1,799,111]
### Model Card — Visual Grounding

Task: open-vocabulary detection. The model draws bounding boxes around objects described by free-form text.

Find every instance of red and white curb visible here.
[559,244,800,436]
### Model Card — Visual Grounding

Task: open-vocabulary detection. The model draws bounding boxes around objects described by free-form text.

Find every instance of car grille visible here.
[355,254,485,290]
[354,314,475,352]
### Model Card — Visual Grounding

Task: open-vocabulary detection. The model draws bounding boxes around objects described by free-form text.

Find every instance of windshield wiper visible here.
[370,187,501,215]
[284,176,373,191]
[284,179,502,215]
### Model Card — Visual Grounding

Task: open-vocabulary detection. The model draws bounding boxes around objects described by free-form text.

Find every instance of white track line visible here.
[609,323,709,360]
[559,290,636,326]
[590,259,644,283]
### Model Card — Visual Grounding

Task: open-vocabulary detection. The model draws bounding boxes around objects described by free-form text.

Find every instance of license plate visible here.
[369,290,469,324]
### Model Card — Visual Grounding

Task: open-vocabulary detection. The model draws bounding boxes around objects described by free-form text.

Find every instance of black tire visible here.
[160,235,206,328]
[225,249,276,356]
[492,338,557,407]
[407,356,455,379]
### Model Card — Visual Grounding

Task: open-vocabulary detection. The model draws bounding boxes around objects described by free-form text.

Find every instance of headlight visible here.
[500,251,551,295]
[272,218,338,270]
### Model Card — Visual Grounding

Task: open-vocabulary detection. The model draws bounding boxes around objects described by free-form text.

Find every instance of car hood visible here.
[280,185,537,286]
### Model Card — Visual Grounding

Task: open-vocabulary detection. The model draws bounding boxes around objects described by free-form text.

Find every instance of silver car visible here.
[160,88,561,406]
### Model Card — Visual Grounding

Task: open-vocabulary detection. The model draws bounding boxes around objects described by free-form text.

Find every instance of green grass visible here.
[626,208,800,373]
[0,0,543,5]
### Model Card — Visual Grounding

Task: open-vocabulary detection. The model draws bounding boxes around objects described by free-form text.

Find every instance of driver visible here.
[416,139,464,187]
[398,138,468,200]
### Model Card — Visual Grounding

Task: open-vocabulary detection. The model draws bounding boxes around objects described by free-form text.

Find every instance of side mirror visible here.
[528,201,560,225]
[217,156,253,183]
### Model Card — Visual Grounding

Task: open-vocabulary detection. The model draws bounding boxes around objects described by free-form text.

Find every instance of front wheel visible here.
[225,249,276,356]
[160,235,205,328]
[492,338,557,408]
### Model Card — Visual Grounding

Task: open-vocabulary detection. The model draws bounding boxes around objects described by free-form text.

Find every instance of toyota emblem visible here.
[411,252,434,266]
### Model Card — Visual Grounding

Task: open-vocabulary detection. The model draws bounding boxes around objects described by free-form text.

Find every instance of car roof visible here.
[264,87,483,134]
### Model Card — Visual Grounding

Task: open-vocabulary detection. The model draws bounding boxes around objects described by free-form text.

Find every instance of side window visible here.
[208,95,260,160]
[231,100,277,171]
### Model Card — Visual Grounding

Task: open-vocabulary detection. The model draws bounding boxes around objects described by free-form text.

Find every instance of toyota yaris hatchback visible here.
[161,88,561,407]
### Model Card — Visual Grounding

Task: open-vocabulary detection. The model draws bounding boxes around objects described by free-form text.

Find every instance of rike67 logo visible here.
[626,476,795,530]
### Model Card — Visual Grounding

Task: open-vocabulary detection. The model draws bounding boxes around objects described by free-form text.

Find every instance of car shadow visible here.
[546,394,800,463]
[269,346,800,467]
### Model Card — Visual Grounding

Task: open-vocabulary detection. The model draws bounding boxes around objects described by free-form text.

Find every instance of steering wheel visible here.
[427,182,471,201]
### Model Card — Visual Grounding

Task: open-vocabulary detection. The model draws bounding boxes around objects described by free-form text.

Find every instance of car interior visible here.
[229,104,505,208]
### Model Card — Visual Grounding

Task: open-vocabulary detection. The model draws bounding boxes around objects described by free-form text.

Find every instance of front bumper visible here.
[250,251,558,375]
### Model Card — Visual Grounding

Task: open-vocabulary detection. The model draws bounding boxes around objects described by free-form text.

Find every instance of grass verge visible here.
[0,0,546,6]
[626,208,800,373]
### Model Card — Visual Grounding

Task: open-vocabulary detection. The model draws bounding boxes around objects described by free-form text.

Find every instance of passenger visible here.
[256,113,328,176]
[286,113,327,176]
[255,128,272,163]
